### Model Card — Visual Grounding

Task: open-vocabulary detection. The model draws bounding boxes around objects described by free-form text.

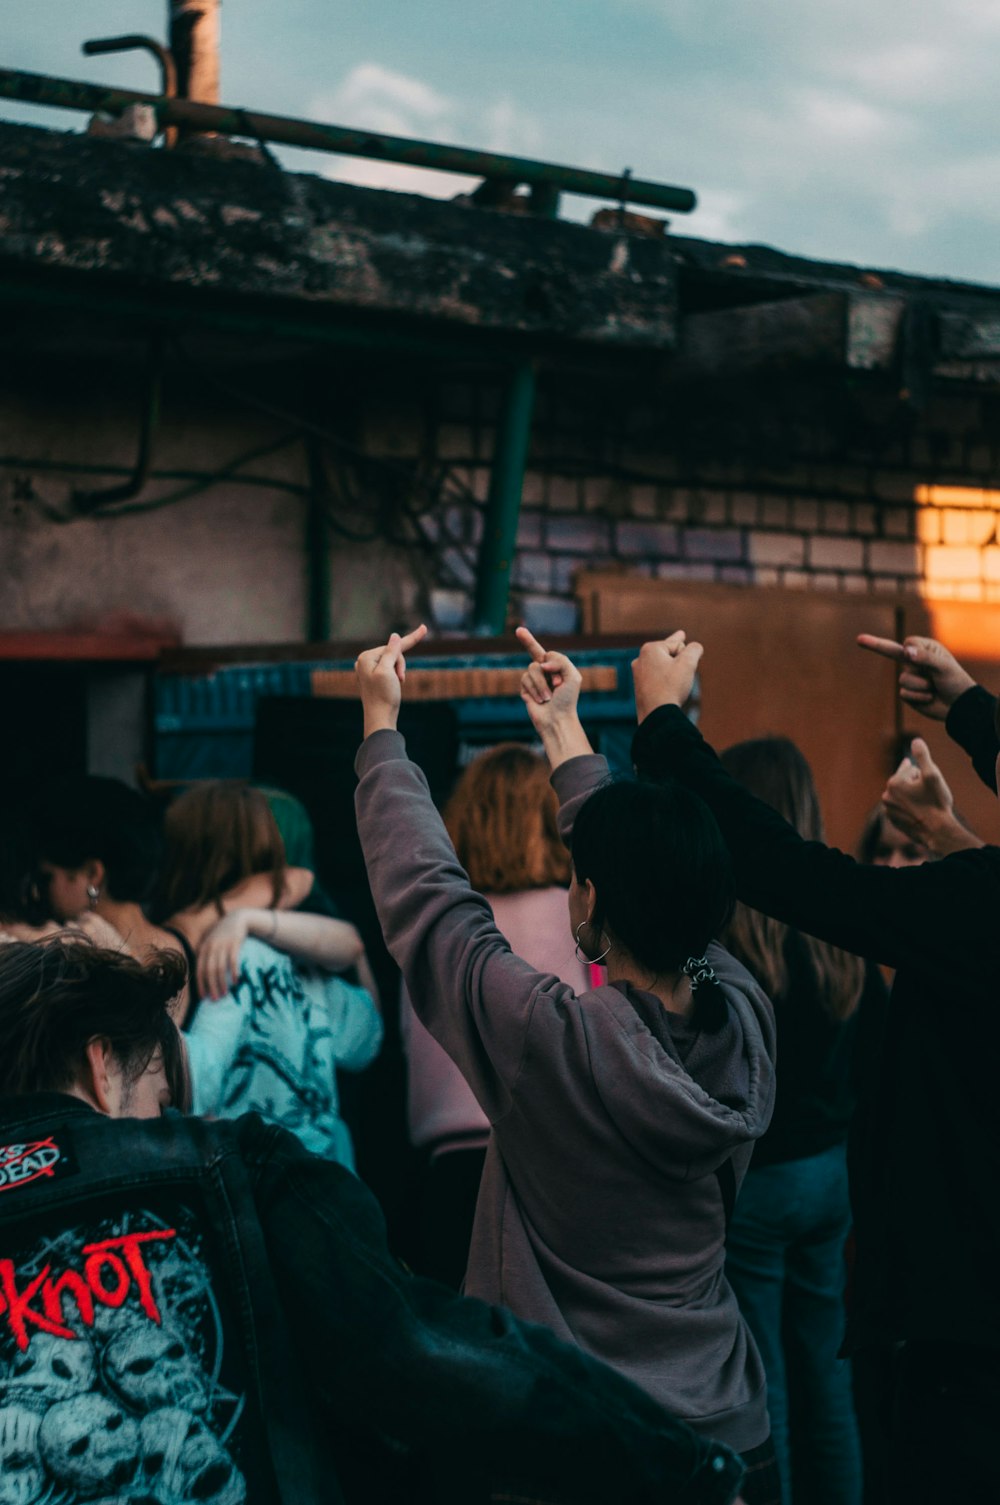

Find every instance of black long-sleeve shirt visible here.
[746,938,887,1169]
[632,704,1000,1352]
[947,683,999,792]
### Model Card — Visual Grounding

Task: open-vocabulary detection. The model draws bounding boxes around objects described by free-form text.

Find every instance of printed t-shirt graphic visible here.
[0,1203,248,1504]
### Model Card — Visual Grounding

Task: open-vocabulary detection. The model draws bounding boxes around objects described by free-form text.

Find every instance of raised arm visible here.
[353,629,578,1121]
[515,626,593,767]
[858,632,999,793]
[515,626,607,840]
[629,633,994,969]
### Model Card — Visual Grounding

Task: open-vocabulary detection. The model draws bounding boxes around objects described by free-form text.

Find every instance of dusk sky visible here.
[4,1,1000,285]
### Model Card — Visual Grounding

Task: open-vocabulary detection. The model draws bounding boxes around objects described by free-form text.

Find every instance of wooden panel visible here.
[312,664,619,700]
[575,574,901,851]
[0,632,174,661]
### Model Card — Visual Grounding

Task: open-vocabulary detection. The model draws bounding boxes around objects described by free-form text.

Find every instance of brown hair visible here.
[0,939,189,1107]
[443,743,571,894]
[161,782,286,918]
[719,737,865,1023]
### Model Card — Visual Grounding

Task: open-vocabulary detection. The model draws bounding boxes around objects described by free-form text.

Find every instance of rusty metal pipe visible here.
[168,0,221,105]
[82,36,177,146]
[0,67,697,214]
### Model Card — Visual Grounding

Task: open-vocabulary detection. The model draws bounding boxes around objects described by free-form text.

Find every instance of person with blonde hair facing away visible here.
[403,742,589,1287]
[354,627,779,1503]
[163,780,382,1169]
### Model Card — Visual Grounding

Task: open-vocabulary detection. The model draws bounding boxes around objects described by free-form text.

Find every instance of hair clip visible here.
[682,955,717,991]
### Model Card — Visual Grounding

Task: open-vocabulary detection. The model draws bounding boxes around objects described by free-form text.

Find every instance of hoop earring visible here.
[86,884,100,909]
[575,921,610,965]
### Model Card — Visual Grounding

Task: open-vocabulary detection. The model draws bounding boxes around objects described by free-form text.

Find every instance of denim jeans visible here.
[726,1143,862,1505]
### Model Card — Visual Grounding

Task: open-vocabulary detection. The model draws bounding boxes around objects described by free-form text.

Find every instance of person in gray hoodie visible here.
[354,626,777,1497]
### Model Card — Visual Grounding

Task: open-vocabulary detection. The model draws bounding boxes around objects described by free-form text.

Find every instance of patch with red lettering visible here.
[0,1206,249,1502]
[0,1137,77,1194]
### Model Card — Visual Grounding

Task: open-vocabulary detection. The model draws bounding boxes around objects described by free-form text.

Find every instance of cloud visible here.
[592,0,1000,278]
[308,63,541,199]
[322,63,453,138]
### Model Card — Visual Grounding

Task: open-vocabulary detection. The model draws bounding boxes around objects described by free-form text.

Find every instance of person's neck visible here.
[605,955,693,1018]
[95,899,159,953]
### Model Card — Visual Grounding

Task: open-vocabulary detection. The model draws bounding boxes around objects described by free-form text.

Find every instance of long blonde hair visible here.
[720,738,864,1022]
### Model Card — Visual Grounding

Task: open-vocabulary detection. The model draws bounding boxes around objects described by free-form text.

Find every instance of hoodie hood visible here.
[582,942,776,1179]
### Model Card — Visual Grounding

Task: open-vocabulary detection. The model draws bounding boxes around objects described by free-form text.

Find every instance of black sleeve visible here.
[946,685,999,794]
[631,705,998,972]
[252,1133,744,1505]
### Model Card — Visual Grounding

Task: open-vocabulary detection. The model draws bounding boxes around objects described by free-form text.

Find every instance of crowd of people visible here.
[0,621,994,1505]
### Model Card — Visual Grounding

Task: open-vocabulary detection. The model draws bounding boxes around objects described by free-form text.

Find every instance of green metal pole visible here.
[0,67,697,215]
[473,362,536,636]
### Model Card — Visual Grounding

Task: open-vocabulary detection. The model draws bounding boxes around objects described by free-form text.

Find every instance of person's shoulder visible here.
[230,1110,309,1168]
[938,844,1000,879]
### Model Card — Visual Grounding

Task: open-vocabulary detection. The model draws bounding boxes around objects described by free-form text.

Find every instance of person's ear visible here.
[583,878,597,924]
[83,858,106,892]
[83,1038,119,1115]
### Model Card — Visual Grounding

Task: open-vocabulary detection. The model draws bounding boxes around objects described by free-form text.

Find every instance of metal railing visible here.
[0,65,697,216]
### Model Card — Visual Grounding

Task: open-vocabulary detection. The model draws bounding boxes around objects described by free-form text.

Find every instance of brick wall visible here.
[403,377,1000,634]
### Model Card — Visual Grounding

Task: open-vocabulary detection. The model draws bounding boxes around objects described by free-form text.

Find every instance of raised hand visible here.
[355,625,428,737]
[857,634,975,721]
[881,738,983,856]
[631,630,703,723]
[516,626,591,767]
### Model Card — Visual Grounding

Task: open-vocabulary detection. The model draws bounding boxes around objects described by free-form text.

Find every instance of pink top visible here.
[401,886,589,1150]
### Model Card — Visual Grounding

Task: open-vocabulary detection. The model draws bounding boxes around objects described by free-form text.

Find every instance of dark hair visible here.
[444,743,571,893]
[36,777,164,906]
[0,940,188,1108]
[720,737,864,1022]
[571,776,734,1006]
[0,801,47,925]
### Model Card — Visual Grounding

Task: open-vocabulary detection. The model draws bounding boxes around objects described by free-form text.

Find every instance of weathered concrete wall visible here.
[3,347,1000,651]
[0,367,424,643]
[0,121,678,348]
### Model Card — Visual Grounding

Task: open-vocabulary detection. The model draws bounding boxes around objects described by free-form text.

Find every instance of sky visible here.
[3,0,1000,285]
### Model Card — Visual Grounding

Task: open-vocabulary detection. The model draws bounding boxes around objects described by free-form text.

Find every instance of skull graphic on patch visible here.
[0,1402,45,1505]
[0,1207,248,1503]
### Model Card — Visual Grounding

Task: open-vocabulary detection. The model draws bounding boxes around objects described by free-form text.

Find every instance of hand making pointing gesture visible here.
[857,633,976,721]
[355,624,428,737]
[516,626,592,768]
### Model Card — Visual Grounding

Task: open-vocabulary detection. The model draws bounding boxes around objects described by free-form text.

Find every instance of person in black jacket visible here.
[626,629,1000,1505]
[0,935,746,1505]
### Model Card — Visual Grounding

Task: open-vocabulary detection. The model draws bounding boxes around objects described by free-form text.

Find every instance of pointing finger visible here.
[396,624,428,654]
[857,634,906,662]
[516,626,547,663]
[909,737,935,775]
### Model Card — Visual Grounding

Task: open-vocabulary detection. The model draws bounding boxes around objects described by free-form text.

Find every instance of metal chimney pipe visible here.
[168,0,220,103]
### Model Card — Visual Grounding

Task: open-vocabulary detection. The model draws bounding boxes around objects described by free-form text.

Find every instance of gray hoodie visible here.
[355,733,776,1452]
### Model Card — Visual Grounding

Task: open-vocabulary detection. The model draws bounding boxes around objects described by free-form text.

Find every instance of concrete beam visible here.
[0,120,679,350]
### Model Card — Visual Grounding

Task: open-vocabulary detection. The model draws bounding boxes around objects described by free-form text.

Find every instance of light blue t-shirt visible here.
[185,937,383,1170]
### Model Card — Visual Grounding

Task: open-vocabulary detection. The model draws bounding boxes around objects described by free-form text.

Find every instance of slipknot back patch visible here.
[0,1206,248,1504]
[0,1137,77,1194]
